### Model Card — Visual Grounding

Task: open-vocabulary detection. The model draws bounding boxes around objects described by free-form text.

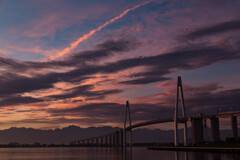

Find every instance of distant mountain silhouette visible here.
[0,126,235,144]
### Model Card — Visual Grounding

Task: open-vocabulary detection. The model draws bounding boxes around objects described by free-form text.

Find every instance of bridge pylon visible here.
[174,76,188,146]
[123,101,132,147]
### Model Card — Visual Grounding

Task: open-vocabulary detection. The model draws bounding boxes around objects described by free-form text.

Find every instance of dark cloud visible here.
[0,57,23,70]
[47,38,141,67]
[48,102,172,123]
[182,19,240,40]
[48,103,124,118]
[115,47,240,84]
[0,96,43,107]
[158,82,240,115]
[0,38,138,98]
[46,83,240,126]
[0,34,240,107]
[47,85,122,100]
[185,86,240,114]
[56,47,235,86]
[0,44,239,102]
[0,74,55,96]
[0,38,141,73]
[120,76,170,85]
[47,85,93,100]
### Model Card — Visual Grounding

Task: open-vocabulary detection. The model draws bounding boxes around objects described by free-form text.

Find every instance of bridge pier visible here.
[129,129,132,146]
[115,131,119,147]
[191,118,204,145]
[210,117,220,143]
[100,137,103,146]
[105,136,108,146]
[123,128,126,147]
[120,130,123,147]
[71,111,240,148]
[112,134,115,147]
[106,136,109,147]
[174,76,188,147]
[231,116,238,140]
[96,138,99,146]
[110,134,112,147]
[203,118,208,142]
[123,101,132,147]
[109,135,112,147]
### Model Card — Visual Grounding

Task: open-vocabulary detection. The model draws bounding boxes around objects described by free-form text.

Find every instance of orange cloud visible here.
[52,0,153,59]
[155,81,175,88]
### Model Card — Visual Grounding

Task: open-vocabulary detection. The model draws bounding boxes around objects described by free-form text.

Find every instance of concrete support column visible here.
[109,135,112,147]
[191,118,204,145]
[112,134,115,147]
[123,129,127,147]
[183,121,188,146]
[105,136,108,146]
[96,138,99,146]
[193,152,205,160]
[101,137,103,146]
[231,116,238,140]
[210,117,220,143]
[129,129,132,146]
[120,130,123,147]
[116,132,119,147]
[203,118,208,141]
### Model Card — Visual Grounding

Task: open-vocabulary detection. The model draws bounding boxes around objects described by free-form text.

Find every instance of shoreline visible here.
[148,146,240,153]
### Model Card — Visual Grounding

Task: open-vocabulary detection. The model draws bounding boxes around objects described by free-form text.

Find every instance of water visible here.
[0,147,239,160]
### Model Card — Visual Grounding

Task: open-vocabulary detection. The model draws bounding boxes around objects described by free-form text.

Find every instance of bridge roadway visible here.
[71,111,240,146]
[129,111,240,129]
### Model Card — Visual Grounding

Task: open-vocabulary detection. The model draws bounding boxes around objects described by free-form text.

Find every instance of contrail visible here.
[52,0,153,59]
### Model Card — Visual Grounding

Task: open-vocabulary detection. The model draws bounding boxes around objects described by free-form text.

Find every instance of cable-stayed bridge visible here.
[70,77,240,147]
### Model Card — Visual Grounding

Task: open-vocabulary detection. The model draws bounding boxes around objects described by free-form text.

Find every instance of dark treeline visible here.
[0,142,174,148]
[1,138,240,148]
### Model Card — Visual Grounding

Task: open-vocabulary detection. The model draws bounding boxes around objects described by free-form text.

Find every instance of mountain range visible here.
[0,126,235,144]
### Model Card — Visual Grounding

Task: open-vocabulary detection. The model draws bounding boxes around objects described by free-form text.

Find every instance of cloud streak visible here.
[182,19,240,40]
[52,0,153,59]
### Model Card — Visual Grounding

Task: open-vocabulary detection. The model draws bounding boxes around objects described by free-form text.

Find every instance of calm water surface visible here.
[0,147,239,160]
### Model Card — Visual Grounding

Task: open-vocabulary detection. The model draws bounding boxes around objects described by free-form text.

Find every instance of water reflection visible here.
[210,153,221,160]
[0,147,240,160]
[120,147,240,160]
[192,152,206,160]
[121,147,132,160]
[175,152,189,160]
[185,152,189,160]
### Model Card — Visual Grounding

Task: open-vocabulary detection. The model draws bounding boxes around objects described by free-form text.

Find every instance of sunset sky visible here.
[0,0,240,130]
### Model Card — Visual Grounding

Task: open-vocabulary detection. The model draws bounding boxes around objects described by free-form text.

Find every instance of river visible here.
[0,147,239,160]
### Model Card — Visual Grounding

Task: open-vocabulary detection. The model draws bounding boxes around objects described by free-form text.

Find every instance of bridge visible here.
[70,76,239,147]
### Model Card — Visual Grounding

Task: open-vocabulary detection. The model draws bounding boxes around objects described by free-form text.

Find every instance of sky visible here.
[0,0,240,130]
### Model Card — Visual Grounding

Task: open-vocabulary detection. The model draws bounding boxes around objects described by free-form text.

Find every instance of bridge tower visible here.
[174,76,188,146]
[123,101,132,147]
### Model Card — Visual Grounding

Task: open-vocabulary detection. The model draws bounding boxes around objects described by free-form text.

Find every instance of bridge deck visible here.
[71,111,240,144]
